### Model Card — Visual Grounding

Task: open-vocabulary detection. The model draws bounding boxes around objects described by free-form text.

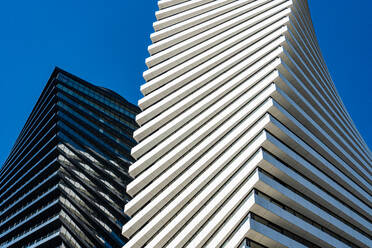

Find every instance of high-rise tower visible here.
[123,0,372,247]
[0,68,139,248]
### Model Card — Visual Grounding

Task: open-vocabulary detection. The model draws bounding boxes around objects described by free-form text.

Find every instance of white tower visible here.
[123,0,372,247]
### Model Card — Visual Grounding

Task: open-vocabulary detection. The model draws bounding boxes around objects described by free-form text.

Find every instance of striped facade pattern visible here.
[122,0,372,247]
[0,68,139,248]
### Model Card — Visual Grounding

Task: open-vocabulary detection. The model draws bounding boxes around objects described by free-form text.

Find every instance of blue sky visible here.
[0,1,371,165]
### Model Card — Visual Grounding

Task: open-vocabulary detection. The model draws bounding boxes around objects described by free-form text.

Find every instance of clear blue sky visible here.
[0,1,371,165]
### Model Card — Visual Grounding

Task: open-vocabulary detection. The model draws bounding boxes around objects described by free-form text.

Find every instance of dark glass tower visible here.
[0,68,139,248]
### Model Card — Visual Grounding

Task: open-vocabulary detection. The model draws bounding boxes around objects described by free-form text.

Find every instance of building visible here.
[122,0,372,248]
[0,68,139,248]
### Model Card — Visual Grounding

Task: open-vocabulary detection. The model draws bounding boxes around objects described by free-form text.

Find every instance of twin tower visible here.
[1,0,371,247]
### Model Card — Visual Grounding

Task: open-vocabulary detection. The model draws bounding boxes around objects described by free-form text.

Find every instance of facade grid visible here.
[0,68,139,248]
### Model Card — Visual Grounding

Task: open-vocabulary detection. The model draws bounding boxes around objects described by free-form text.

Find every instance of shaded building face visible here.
[0,68,139,248]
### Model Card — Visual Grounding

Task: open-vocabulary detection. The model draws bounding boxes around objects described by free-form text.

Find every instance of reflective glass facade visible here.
[0,68,139,248]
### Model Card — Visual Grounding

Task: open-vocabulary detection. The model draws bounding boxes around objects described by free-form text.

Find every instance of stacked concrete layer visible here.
[123,0,372,247]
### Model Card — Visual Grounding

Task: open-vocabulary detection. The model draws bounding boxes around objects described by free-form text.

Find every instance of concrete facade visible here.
[122,0,372,247]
